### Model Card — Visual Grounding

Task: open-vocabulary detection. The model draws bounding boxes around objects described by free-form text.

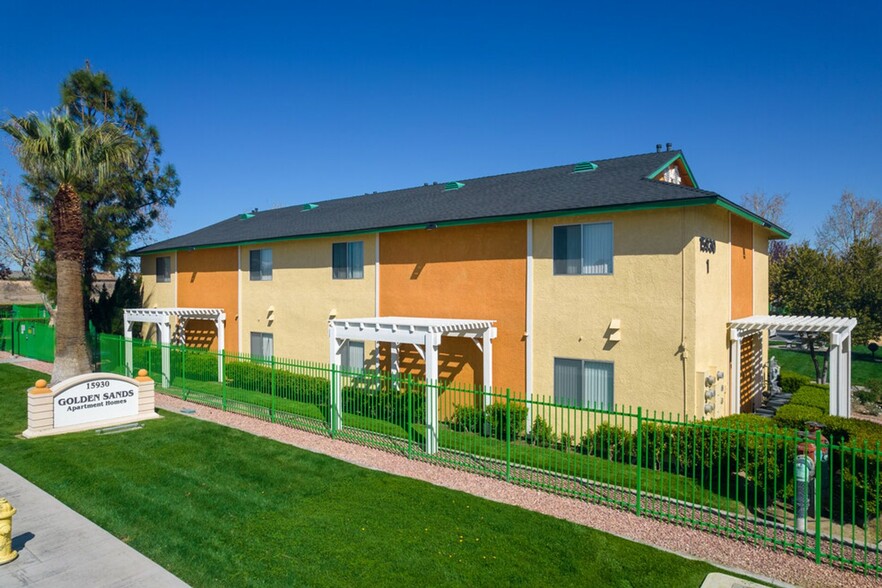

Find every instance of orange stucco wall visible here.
[730,216,754,320]
[379,222,527,393]
[176,247,238,352]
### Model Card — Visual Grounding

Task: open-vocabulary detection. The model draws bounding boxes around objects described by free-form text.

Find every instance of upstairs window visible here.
[332,241,364,279]
[553,222,613,275]
[553,358,614,410]
[156,256,171,283]
[341,341,365,372]
[249,249,272,281]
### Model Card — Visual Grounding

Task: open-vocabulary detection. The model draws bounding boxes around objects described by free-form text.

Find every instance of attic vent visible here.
[239,213,255,220]
[443,181,465,191]
[573,162,598,173]
[302,203,319,211]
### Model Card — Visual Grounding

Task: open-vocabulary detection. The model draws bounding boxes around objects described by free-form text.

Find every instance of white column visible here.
[158,321,171,388]
[124,316,133,378]
[482,329,493,407]
[216,316,225,383]
[328,323,343,431]
[729,331,741,415]
[828,333,851,418]
[425,333,440,454]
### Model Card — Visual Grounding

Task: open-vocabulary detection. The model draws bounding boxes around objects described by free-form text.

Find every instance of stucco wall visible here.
[691,207,731,418]
[239,236,376,362]
[139,253,176,341]
[532,208,695,415]
[730,216,754,320]
[379,222,527,392]
[177,247,238,352]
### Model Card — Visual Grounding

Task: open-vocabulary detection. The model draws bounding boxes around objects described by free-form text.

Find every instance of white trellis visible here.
[328,317,497,454]
[729,315,857,417]
[123,308,226,387]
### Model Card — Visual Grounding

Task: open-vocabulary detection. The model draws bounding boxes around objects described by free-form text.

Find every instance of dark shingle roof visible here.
[133,151,784,254]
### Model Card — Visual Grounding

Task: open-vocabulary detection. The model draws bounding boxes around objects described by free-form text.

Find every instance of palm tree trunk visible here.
[50,183,91,383]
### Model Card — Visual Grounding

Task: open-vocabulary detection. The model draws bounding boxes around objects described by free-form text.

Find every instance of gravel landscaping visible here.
[155,392,879,588]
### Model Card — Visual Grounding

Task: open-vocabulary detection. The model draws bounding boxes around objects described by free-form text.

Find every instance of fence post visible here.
[270,355,276,423]
[221,350,227,411]
[814,429,823,564]
[636,406,643,517]
[407,373,413,460]
[330,364,337,438]
[506,388,511,482]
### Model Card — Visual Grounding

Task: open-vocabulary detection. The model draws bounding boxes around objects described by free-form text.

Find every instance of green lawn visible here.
[0,363,741,587]
[770,344,882,386]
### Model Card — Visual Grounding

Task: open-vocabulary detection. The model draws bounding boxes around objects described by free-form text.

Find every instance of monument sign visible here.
[24,370,161,438]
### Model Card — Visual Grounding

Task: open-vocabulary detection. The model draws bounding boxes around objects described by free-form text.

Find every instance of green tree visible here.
[2,112,135,383]
[770,242,845,382]
[841,239,882,345]
[28,66,179,305]
[89,271,143,335]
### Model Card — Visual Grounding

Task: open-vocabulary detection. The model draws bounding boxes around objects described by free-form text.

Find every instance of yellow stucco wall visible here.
[532,208,697,416]
[691,208,732,418]
[139,253,176,341]
[239,236,377,363]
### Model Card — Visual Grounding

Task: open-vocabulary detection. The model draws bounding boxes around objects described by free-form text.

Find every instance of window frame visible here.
[156,256,171,283]
[249,248,273,281]
[332,241,365,280]
[552,357,615,410]
[250,331,274,360]
[552,221,614,276]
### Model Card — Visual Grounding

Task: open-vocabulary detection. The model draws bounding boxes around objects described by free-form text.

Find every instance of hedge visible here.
[773,403,824,430]
[789,386,830,413]
[779,370,811,395]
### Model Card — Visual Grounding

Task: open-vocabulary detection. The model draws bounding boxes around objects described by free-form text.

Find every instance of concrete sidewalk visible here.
[0,464,187,587]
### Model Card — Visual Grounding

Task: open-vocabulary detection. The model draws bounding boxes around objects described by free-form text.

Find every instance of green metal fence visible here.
[98,334,881,575]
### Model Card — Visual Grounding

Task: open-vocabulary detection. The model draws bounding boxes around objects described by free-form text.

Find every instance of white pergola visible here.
[124,308,226,387]
[329,316,497,454]
[729,315,857,417]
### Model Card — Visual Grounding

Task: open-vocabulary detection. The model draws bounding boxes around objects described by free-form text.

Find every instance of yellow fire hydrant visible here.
[0,498,18,564]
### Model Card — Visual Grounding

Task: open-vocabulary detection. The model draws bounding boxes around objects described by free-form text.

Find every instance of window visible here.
[553,358,614,410]
[332,241,364,279]
[553,222,613,275]
[341,341,365,372]
[250,332,273,359]
[249,249,272,281]
[156,256,171,283]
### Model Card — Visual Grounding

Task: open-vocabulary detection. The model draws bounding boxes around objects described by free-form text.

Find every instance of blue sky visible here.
[1,1,880,245]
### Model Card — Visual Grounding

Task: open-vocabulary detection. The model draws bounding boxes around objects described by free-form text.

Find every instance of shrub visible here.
[485,402,527,440]
[560,432,576,452]
[638,422,675,470]
[588,423,633,462]
[450,404,483,433]
[780,371,811,395]
[856,380,882,406]
[790,386,830,414]
[773,403,824,430]
[530,416,557,447]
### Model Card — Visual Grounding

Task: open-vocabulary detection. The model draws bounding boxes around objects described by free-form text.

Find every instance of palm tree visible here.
[2,111,134,383]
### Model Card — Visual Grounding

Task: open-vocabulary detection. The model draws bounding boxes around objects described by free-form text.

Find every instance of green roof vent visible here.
[443,181,465,191]
[302,203,319,211]
[573,162,598,173]
[239,212,255,220]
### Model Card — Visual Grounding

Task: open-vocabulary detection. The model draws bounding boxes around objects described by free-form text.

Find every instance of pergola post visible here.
[829,332,851,417]
[158,321,171,388]
[216,316,225,383]
[390,342,399,390]
[729,330,742,415]
[328,324,343,431]
[124,317,133,378]
[425,333,440,455]
[482,329,493,407]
